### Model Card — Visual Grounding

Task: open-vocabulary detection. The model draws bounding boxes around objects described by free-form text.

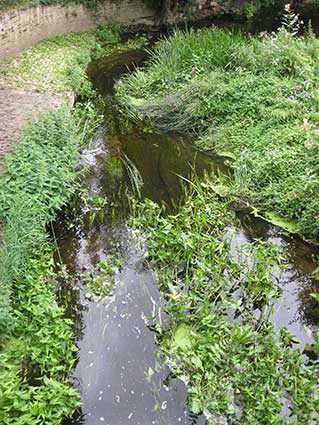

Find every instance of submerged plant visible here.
[121,153,143,198]
[81,257,121,301]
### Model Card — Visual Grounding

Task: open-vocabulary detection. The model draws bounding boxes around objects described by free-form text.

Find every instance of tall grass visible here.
[118,26,319,101]
[118,28,250,99]
[116,25,319,241]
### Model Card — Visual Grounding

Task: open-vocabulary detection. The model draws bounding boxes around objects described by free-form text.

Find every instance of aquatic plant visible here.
[131,177,319,423]
[121,153,143,198]
[81,257,121,301]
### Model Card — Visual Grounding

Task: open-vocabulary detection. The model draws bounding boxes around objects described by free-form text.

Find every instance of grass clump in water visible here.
[117,19,319,242]
[131,178,319,423]
[0,108,100,423]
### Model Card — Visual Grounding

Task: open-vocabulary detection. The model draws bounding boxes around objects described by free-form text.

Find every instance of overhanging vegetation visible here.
[0,109,85,423]
[0,24,146,423]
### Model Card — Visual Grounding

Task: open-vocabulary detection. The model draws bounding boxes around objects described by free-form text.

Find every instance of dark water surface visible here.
[57,124,212,424]
[57,49,318,425]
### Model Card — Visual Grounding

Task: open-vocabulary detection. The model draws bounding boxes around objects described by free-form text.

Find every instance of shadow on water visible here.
[87,49,149,96]
[56,48,319,425]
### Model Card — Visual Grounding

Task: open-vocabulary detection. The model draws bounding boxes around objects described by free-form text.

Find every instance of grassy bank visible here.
[0,25,147,423]
[116,15,319,242]
[132,179,319,423]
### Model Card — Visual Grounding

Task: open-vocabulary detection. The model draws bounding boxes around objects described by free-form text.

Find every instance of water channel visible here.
[55,48,319,425]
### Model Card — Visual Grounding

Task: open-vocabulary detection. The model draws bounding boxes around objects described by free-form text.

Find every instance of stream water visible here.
[56,49,319,424]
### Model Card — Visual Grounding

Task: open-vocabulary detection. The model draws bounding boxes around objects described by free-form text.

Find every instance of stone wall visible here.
[0,1,155,62]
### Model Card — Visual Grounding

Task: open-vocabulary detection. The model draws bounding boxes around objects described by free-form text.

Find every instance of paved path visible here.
[0,88,69,167]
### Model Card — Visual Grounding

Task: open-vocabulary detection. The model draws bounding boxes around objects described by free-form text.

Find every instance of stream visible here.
[55,49,319,425]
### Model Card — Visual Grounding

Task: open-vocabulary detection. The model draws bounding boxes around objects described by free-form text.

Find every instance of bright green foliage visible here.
[0,251,80,424]
[0,109,83,335]
[0,109,93,422]
[0,109,82,217]
[117,26,319,241]
[132,178,319,423]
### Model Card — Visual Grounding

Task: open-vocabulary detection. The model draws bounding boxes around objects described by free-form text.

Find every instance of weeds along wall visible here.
[0,0,155,62]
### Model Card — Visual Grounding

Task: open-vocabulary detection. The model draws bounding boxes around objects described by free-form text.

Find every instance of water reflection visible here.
[237,213,319,347]
[56,127,209,425]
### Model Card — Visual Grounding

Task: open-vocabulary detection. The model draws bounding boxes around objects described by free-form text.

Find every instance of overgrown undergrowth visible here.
[131,179,319,423]
[0,108,95,423]
[117,23,319,241]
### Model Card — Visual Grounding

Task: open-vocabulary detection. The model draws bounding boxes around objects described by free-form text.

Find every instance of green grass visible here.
[131,178,319,423]
[116,25,319,241]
